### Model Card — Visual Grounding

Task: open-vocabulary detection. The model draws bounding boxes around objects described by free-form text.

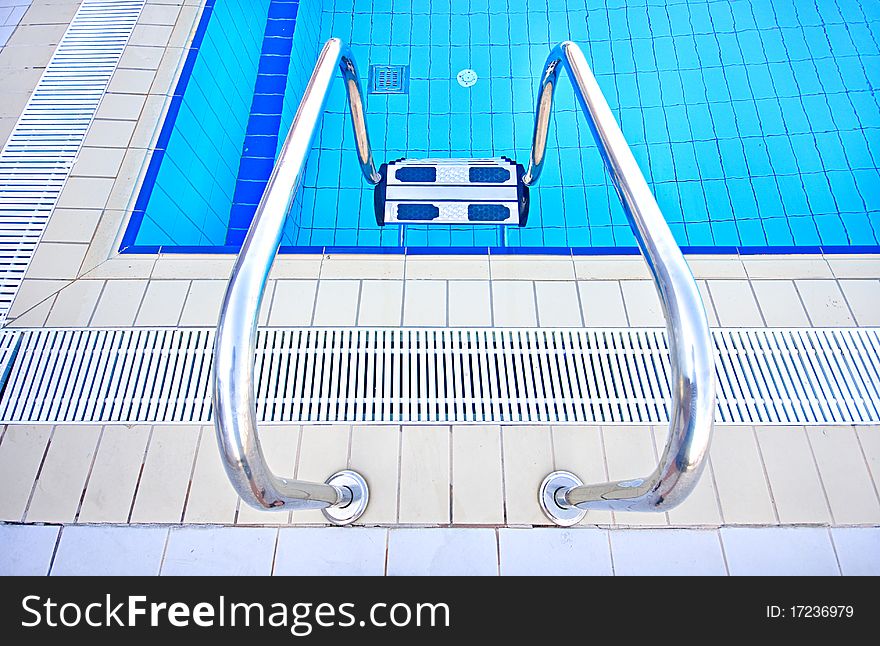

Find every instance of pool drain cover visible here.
[369,65,409,94]
[457,68,478,87]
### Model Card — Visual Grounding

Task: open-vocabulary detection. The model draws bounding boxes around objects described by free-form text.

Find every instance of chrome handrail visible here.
[212,39,377,524]
[531,42,717,524]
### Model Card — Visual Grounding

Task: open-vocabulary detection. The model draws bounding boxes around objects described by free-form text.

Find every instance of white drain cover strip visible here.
[0,327,877,425]
[0,0,145,322]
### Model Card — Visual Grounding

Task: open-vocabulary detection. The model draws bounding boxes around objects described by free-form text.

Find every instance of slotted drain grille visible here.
[0,327,877,425]
[369,65,409,94]
[0,0,145,323]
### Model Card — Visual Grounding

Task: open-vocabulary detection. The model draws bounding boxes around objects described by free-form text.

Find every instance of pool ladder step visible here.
[374,157,530,226]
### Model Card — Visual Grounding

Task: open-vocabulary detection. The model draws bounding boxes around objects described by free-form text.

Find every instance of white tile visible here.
[274,528,387,576]
[857,427,880,491]
[611,529,726,575]
[51,526,167,576]
[743,256,833,279]
[46,280,104,326]
[795,280,855,326]
[79,425,150,523]
[269,280,317,326]
[387,529,497,576]
[535,281,582,326]
[0,426,51,521]
[452,425,504,524]
[313,280,360,326]
[448,280,491,326]
[358,280,402,326]
[756,426,831,524]
[27,426,101,523]
[0,525,59,576]
[721,527,840,576]
[491,257,574,280]
[399,426,449,524]
[620,281,663,326]
[406,256,489,280]
[839,279,880,326]
[403,280,446,326]
[807,426,880,524]
[831,528,880,576]
[575,257,650,280]
[751,280,810,326]
[129,426,199,524]
[499,528,612,575]
[321,256,403,280]
[161,527,277,576]
[578,281,627,326]
[492,280,536,326]
[696,280,719,326]
[709,427,776,525]
[707,280,764,326]
[827,256,880,279]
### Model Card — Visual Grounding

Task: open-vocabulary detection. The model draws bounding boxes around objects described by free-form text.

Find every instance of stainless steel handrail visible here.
[531,42,717,524]
[212,39,377,524]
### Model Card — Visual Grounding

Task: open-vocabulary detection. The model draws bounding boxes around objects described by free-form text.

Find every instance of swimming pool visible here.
[120,0,880,254]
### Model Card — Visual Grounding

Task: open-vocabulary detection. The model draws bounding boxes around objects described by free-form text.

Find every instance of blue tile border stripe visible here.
[226,0,299,246]
[118,0,216,252]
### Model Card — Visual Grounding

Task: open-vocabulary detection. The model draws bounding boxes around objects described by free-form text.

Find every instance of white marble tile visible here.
[51,526,167,576]
[610,529,727,575]
[274,528,387,576]
[499,528,612,575]
[161,527,277,576]
[0,524,59,576]
[721,527,840,576]
[387,529,497,576]
[831,527,880,576]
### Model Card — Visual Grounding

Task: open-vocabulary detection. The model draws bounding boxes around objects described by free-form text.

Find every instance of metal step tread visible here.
[375,157,530,226]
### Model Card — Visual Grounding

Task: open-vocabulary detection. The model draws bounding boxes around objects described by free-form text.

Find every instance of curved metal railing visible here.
[529,42,717,524]
[212,39,378,524]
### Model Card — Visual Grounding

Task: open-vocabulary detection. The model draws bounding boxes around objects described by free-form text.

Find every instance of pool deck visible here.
[0,0,878,575]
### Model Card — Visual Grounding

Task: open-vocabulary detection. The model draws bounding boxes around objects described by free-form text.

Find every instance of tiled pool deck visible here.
[0,0,878,575]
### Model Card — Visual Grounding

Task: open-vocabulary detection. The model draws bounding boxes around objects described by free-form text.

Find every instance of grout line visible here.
[716,528,731,576]
[751,427,781,525]
[45,524,64,577]
[178,425,203,524]
[803,426,838,525]
[126,424,155,523]
[157,525,172,576]
[853,427,880,507]
[270,526,281,576]
[20,425,56,522]
[826,525,844,576]
[73,424,106,522]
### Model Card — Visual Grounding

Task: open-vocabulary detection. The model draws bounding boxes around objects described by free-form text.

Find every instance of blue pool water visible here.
[121,0,880,254]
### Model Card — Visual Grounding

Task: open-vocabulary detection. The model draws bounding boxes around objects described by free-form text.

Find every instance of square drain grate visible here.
[369,64,409,94]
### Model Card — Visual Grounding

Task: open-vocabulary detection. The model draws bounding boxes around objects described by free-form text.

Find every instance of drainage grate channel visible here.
[369,65,409,94]
[0,0,145,323]
[0,328,878,425]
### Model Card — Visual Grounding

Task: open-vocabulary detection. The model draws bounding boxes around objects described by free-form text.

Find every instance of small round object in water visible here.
[456,68,478,88]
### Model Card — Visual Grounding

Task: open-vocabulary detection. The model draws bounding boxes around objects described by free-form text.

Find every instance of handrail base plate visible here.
[539,471,587,527]
[322,470,370,525]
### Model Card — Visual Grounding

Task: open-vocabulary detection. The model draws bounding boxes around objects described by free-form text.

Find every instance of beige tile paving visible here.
[184,426,239,524]
[129,426,199,524]
[403,280,446,326]
[578,281,627,326]
[235,426,299,526]
[502,426,553,525]
[452,425,504,524]
[796,280,856,326]
[448,280,492,326]
[358,280,403,326]
[179,280,226,327]
[90,279,148,326]
[535,281,582,327]
[313,280,360,326]
[755,426,832,524]
[0,426,52,522]
[349,425,399,525]
[620,281,663,326]
[269,280,317,326]
[135,280,189,326]
[78,425,151,523]
[751,280,811,327]
[45,280,104,326]
[653,425,722,527]
[27,425,102,523]
[807,426,880,525]
[602,426,667,526]
[492,280,537,326]
[708,280,764,326]
[709,426,776,525]
[399,425,450,524]
[292,425,350,524]
[838,280,880,326]
[551,425,613,525]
